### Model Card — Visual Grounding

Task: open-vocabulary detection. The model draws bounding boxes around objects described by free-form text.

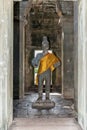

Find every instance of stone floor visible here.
[10,93,82,130]
[9,118,82,130]
[13,93,77,118]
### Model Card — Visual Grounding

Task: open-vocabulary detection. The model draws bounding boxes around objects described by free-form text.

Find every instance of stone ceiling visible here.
[32,0,74,16]
[14,0,74,18]
[29,0,63,51]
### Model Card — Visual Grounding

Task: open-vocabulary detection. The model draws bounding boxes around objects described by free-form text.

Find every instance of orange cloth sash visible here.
[36,53,60,85]
[38,53,60,74]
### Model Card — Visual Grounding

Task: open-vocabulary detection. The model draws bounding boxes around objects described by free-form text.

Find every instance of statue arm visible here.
[54,61,61,68]
[32,58,38,67]
[32,53,43,67]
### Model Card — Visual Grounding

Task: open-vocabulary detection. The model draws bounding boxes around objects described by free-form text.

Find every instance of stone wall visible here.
[78,0,87,129]
[0,0,13,129]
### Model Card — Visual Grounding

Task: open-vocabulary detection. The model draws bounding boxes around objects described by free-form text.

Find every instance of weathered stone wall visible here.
[63,17,74,98]
[78,0,87,129]
[0,0,13,129]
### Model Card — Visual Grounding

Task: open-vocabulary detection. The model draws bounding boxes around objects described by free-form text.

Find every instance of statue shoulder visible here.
[36,53,43,58]
[35,53,43,60]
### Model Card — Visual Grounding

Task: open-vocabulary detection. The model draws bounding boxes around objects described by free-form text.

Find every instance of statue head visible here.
[42,36,49,51]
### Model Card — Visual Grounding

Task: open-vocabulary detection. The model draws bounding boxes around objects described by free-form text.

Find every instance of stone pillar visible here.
[63,17,74,98]
[0,0,13,129]
[78,0,87,129]
[74,1,78,111]
[19,1,28,98]
[19,1,32,93]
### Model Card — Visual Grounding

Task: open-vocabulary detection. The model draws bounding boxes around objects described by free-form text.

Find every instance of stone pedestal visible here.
[32,100,55,109]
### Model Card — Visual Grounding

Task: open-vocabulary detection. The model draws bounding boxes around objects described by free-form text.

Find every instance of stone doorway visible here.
[13,0,76,118]
[13,0,75,99]
[25,0,62,94]
[13,0,62,100]
[1,0,87,130]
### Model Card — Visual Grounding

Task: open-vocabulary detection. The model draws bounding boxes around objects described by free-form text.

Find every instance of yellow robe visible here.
[36,53,60,85]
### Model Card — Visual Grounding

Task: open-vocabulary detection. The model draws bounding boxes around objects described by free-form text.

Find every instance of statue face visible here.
[42,36,49,51]
[42,43,49,51]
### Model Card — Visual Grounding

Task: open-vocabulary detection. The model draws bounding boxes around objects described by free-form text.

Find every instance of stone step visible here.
[9,118,82,130]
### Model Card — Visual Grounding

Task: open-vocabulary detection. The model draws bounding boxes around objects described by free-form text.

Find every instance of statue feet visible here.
[36,97,42,103]
[45,97,51,103]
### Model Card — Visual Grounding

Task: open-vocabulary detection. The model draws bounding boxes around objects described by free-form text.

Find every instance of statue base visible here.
[32,100,55,109]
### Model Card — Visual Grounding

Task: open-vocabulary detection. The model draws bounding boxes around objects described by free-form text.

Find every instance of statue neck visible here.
[43,50,48,56]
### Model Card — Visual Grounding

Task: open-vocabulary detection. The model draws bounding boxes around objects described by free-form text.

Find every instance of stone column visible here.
[0,0,13,129]
[74,1,78,111]
[19,1,28,98]
[63,17,74,98]
[19,1,32,94]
